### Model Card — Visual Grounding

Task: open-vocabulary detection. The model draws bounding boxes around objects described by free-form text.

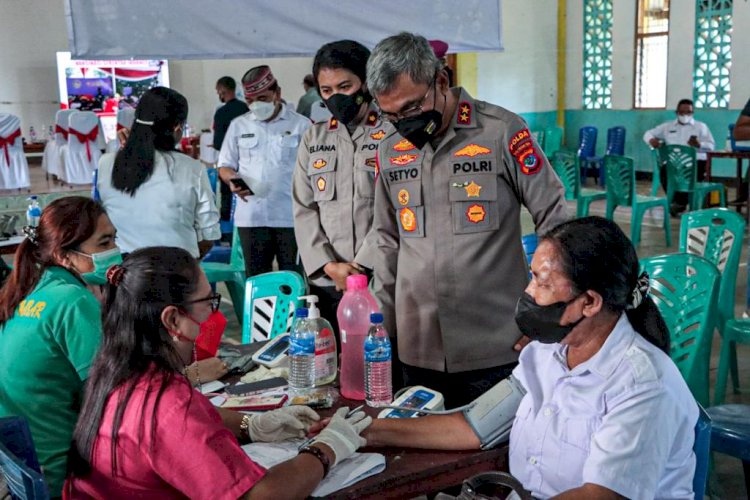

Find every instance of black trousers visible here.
[237,227,301,278]
[309,284,343,350]
[401,361,517,409]
[661,159,707,207]
[219,180,233,222]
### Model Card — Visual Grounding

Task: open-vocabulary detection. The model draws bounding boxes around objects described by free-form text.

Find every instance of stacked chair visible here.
[61,111,104,185]
[0,113,30,190]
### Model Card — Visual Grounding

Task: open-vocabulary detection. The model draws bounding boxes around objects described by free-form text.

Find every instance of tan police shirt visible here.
[358,88,568,372]
[292,103,390,287]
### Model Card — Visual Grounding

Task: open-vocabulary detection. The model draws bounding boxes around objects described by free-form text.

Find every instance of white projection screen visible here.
[64,0,503,59]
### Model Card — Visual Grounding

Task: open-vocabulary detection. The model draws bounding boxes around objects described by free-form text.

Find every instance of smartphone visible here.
[230,177,253,194]
[225,377,288,397]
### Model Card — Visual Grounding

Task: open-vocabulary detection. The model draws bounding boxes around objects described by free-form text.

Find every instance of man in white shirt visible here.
[643,98,715,215]
[218,66,312,277]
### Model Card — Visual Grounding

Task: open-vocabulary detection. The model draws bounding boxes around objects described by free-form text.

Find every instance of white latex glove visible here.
[311,406,372,466]
[247,406,320,442]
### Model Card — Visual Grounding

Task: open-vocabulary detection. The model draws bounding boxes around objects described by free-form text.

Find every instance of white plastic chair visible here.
[199,131,217,166]
[61,111,103,185]
[105,108,135,153]
[42,109,75,179]
[0,114,30,190]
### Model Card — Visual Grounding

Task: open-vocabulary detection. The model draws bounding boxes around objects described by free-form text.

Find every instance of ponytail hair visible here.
[542,216,670,353]
[0,196,106,326]
[112,87,188,196]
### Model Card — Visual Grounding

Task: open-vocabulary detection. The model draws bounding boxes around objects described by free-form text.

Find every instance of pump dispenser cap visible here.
[299,295,320,319]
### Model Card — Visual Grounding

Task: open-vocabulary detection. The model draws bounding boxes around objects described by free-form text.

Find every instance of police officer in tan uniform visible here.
[293,40,390,332]
[359,32,568,407]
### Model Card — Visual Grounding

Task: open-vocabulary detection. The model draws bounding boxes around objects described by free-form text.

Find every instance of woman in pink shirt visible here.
[65,247,370,499]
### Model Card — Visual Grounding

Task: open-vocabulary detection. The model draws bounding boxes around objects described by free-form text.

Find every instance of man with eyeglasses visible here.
[357,32,568,408]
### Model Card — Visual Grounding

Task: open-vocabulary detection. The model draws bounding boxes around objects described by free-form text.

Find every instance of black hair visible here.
[542,216,670,353]
[677,99,694,110]
[216,76,236,91]
[112,87,188,196]
[312,40,371,92]
[303,74,314,87]
[68,247,201,478]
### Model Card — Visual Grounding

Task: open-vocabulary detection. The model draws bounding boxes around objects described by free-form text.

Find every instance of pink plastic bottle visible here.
[337,274,379,400]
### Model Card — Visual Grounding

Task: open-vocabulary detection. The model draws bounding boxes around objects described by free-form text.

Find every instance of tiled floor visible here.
[3,164,748,498]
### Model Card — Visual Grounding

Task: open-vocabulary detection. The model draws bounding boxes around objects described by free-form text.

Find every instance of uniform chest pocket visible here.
[280,134,301,163]
[308,153,337,202]
[388,180,422,209]
[238,136,258,161]
[354,157,378,199]
[449,173,500,235]
[556,416,597,485]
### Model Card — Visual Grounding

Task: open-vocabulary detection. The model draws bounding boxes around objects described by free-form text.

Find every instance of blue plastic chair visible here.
[521,233,538,279]
[202,167,233,265]
[705,404,750,497]
[0,416,49,500]
[578,126,604,186]
[694,405,712,500]
[242,271,307,343]
[605,126,626,156]
[206,166,219,193]
[91,168,100,201]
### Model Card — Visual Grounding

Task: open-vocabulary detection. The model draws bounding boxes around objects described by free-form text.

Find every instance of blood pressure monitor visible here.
[251,334,290,367]
[377,386,445,418]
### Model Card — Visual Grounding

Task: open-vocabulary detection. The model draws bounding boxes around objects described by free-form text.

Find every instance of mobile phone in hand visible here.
[230,177,253,194]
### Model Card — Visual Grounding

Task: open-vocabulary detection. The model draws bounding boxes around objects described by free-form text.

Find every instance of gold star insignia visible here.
[461,104,470,114]
[465,181,482,197]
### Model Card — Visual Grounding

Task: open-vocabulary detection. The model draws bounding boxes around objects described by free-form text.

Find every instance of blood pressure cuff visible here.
[463,375,526,450]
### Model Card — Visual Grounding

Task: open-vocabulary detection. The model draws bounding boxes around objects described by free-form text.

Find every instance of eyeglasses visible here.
[183,292,222,313]
[376,76,436,123]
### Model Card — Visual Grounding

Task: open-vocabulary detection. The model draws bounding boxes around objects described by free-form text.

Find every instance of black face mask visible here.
[514,292,584,344]
[325,89,366,125]
[393,81,445,150]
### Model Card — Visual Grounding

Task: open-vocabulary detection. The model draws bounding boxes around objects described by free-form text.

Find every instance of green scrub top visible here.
[0,266,102,495]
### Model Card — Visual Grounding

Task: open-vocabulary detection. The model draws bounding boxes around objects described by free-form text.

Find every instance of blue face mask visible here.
[75,247,123,285]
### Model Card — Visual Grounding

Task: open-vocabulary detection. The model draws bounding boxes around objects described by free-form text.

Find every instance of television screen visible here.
[55,52,169,141]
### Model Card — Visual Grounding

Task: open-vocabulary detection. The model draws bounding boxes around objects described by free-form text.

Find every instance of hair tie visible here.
[135,118,154,126]
[628,271,650,310]
[22,225,38,245]
[106,265,126,286]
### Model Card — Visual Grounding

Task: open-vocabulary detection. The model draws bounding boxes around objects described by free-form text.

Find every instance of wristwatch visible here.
[298,444,331,478]
[239,414,252,442]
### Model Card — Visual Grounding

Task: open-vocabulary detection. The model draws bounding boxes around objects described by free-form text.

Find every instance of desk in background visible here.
[705,150,750,223]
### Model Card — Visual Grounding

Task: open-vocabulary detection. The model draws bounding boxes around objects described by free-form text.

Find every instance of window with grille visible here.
[582,0,613,109]
[634,0,670,109]
[693,0,733,108]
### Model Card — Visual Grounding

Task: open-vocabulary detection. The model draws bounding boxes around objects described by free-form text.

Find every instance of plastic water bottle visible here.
[26,196,42,227]
[288,308,315,393]
[338,274,379,400]
[29,126,37,143]
[365,312,392,407]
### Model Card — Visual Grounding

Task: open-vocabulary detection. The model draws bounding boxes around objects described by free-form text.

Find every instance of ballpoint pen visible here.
[297,404,365,450]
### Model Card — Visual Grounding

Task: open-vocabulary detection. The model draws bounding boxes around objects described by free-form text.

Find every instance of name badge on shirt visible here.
[241,133,255,138]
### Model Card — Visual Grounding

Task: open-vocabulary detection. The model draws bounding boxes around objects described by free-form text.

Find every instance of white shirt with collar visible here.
[643,118,715,160]
[218,103,312,228]
[509,314,698,499]
[97,150,221,258]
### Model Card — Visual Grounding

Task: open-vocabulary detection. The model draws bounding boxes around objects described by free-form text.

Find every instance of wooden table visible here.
[705,150,750,222]
[221,343,509,499]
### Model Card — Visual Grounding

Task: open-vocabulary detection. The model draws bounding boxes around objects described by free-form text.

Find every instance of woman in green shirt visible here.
[0,196,120,495]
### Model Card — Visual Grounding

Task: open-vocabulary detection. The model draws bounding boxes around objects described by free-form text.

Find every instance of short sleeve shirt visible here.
[213,99,249,150]
[509,315,698,499]
[0,267,101,495]
[65,370,265,499]
[97,151,221,257]
[217,104,312,228]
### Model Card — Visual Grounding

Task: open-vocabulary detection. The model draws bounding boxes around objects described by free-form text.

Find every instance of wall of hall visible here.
[563,0,750,174]
[0,0,313,138]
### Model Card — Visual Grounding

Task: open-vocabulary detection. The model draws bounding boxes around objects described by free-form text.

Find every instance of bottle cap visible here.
[370,312,384,323]
[346,274,368,290]
[299,295,320,319]
[295,307,309,318]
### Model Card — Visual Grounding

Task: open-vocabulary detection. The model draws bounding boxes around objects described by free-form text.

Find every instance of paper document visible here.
[199,380,226,394]
[242,441,386,497]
